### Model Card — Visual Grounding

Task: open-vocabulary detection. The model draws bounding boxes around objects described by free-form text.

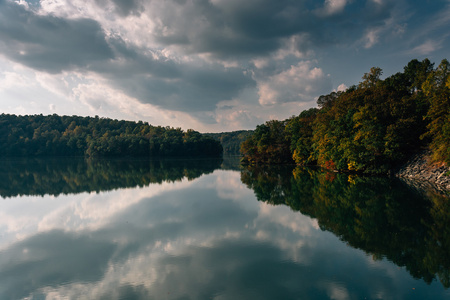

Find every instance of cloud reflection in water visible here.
[0,169,448,299]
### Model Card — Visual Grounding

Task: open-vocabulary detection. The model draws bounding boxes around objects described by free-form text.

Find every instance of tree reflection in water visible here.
[0,157,222,198]
[241,165,450,288]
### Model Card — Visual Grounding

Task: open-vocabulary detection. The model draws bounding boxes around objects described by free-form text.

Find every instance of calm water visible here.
[0,158,449,299]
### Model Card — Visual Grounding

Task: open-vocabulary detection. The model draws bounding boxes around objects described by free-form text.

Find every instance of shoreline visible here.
[395,150,450,193]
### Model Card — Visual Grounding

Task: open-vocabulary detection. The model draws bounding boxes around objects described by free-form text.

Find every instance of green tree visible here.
[285,108,318,165]
[422,59,450,164]
[360,67,383,89]
[0,114,222,158]
[240,120,292,165]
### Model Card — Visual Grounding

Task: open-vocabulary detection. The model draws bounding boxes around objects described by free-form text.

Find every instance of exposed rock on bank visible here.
[396,151,450,192]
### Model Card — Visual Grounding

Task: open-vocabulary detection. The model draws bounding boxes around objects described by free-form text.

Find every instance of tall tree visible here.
[422,59,450,164]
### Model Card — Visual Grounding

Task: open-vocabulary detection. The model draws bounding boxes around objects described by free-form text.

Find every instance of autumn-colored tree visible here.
[240,59,440,173]
[422,59,450,164]
[240,120,292,165]
[285,108,318,165]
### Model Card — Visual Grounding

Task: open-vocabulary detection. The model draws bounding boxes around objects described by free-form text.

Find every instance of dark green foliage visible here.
[240,120,292,165]
[206,130,253,155]
[313,72,428,173]
[422,59,450,164]
[285,108,318,165]
[241,165,450,288]
[0,114,222,158]
[359,67,383,89]
[317,91,341,109]
[240,58,448,173]
[0,158,222,198]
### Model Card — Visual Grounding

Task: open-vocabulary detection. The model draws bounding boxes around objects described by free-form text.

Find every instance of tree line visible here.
[0,114,222,157]
[240,59,450,173]
[206,130,253,155]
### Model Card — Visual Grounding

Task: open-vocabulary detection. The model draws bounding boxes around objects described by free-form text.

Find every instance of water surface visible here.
[0,159,448,299]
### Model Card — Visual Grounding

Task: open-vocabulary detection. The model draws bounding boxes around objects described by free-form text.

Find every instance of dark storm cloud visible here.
[94,0,145,17]
[111,65,255,112]
[97,36,182,79]
[111,0,144,16]
[0,0,114,73]
[151,0,404,58]
[94,36,255,112]
[0,1,254,114]
[2,0,447,120]
[152,0,307,57]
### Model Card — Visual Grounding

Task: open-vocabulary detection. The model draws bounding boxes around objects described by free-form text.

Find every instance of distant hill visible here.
[0,114,222,158]
[206,130,253,156]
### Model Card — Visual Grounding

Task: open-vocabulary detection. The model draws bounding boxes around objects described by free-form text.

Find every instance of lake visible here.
[0,158,449,299]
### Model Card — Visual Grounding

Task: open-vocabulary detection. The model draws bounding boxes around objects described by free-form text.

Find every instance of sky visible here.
[0,0,449,132]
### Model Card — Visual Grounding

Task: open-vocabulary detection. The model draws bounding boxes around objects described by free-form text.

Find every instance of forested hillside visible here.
[0,114,222,157]
[241,59,450,174]
[206,130,253,155]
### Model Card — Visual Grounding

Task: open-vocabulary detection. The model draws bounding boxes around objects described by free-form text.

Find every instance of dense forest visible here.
[206,130,253,155]
[0,114,222,157]
[241,59,450,174]
[241,165,450,288]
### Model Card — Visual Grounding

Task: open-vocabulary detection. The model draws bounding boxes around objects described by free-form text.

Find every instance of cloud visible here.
[404,3,450,56]
[1,0,449,131]
[318,0,348,16]
[0,2,255,115]
[0,0,114,73]
[147,0,397,59]
[363,28,381,48]
[337,83,348,92]
[257,61,331,106]
[408,39,443,56]
[0,71,29,89]
[356,0,407,49]
[104,57,256,113]
[109,0,144,17]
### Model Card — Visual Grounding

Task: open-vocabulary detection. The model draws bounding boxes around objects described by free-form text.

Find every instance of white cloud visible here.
[252,58,270,69]
[34,72,81,100]
[337,83,348,92]
[274,34,315,60]
[318,0,348,16]
[363,28,381,49]
[322,282,351,300]
[257,61,331,106]
[71,80,206,129]
[408,40,443,55]
[0,0,449,132]
[0,71,29,89]
[14,0,29,9]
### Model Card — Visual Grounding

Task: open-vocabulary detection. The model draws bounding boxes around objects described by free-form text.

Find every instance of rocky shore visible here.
[396,151,450,193]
